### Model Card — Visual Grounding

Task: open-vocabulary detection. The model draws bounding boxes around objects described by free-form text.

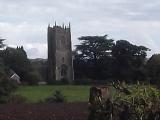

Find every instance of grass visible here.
[15,85,90,103]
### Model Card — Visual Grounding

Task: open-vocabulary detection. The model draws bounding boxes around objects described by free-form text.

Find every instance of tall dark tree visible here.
[112,40,149,82]
[146,54,160,84]
[76,35,114,63]
[0,38,5,49]
[0,38,7,80]
[1,46,31,82]
[0,38,17,103]
[74,35,114,80]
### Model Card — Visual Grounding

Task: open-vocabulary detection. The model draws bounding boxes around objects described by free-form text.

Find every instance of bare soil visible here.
[0,102,88,120]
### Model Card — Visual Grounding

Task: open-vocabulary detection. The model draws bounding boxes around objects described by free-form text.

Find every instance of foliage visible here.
[0,78,17,103]
[60,78,69,84]
[74,79,92,85]
[88,99,113,120]
[146,54,160,84]
[24,71,42,85]
[8,94,27,104]
[76,35,114,61]
[74,36,149,83]
[0,58,8,80]
[113,83,160,119]
[0,38,8,81]
[112,40,150,82]
[74,35,114,80]
[30,58,47,82]
[44,90,66,103]
[0,38,5,49]
[0,47,31,83]
[89,83,160,120]
[0,46,43,85]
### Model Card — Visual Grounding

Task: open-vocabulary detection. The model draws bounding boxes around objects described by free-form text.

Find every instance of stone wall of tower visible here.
[47,24,74,84]
[47,26,56,83]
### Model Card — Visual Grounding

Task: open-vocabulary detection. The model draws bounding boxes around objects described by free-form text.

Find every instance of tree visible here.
[0,78,17,103]
[146,54,160,84]
[0,46,31,83]
[112,40,149,82]
[76,35,114,64]
[74,35,114,80]
[0,38,5,49]
[0,38,18,103]
[30,58,47,82]
[0,38,7,80]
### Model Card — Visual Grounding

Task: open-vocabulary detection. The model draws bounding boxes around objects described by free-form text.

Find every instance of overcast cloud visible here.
[0,0,160,58]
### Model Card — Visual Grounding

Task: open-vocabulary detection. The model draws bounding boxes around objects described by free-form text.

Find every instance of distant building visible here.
[47,22,74,84]
[10,73,21,84]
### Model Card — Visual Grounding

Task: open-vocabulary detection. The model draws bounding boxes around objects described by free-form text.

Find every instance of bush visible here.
[44,90,66,103]
[89,83,160,120]
[0,78,17,103]
[8,94,27,104]
[0,58,8,81]
[25,71,42,85]
[74,79,92,85]
[50,78,69,85]
[60,78,69,84]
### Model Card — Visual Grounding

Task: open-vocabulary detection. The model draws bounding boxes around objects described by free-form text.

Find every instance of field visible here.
[15,85,90,103]
[0,103,88,120]
[0,85,90,120]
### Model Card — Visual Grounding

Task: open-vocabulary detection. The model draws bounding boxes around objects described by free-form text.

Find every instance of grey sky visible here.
[0,0,160,58]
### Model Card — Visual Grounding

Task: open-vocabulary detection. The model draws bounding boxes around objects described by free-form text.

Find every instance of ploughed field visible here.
[0,102,88,120]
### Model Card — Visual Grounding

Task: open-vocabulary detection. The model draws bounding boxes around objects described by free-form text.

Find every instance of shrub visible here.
[0,78,17,103]
[25,71,42,85]
[74,79,92,85]
[44,90,66,103]
[0,58,8,81]
[89,83,160,120]
[8,94,27,104]
[60,78,69,84]
[50,78,69,85]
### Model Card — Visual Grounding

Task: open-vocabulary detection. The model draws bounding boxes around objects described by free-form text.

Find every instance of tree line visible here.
[73,35,160,84]
[0,38,43,85]
[0,35,160,85]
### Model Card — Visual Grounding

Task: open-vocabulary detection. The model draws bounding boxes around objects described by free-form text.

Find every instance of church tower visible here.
[47,22,74,84]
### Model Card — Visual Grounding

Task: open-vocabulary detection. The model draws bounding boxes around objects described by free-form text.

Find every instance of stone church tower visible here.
[47,22,74,84]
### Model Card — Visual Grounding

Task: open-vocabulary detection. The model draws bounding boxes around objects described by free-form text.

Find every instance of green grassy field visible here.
[15,85,90,103]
